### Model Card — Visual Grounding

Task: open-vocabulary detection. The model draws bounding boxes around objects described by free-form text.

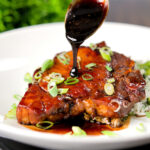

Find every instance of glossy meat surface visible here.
[17,42,146,125]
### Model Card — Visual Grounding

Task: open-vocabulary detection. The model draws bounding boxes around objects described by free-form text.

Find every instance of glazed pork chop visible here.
[17,42,145,127]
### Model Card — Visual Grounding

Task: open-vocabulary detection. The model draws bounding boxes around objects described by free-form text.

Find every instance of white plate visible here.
[0,22,150,150]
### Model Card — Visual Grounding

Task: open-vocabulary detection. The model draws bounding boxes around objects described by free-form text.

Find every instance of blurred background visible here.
[0,0,150,32]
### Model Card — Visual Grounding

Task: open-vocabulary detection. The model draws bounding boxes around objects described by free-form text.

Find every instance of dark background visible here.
[0,0,150,149]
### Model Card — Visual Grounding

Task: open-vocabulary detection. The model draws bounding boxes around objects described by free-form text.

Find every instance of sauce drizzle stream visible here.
[65,0,109,77]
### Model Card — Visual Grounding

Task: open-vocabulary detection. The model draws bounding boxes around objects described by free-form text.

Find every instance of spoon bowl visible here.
[65,0,109,44]
[65,0,109,77]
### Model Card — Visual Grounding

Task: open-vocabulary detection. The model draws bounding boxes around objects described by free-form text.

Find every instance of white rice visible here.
[130,65,150,116]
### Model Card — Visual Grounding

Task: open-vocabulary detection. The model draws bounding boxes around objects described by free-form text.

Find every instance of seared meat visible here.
[17,42,146,126]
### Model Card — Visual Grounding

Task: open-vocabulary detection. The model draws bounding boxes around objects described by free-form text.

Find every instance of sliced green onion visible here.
[147,98,150,105]
[58,88,69,95]
[64,77,79,85]
[99,47,112,62]
[72,126,87,136]
[13,94,22,101]
[82,74,93,81]
[104,83,115,96]
[100,49,111,62]
[5,103,17,119]
[107,78,115,84]
[47,72,65,84]
[24,73,32,83]
[136,123,145,132]
[85,63,97,70]
[36,121,54,130]
[89,43,97,50]
[101,46,113,56]
[57,53,70,65]
[146,112,150,118]
[106,65,113,72]
[136,61,150,76]
[47,82,58,97]
[41,59,54,72]
[51,77,65,85]
[34,71,42,80]
[101,130,117,136]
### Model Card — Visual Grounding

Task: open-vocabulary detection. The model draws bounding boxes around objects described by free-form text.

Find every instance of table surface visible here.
[1,0,150,150]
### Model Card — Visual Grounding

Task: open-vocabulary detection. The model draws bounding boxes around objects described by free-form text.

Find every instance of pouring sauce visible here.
[65,0,109,77]
[23,0,131,135]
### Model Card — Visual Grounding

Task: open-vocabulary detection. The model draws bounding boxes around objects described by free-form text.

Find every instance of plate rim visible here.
[0,22,150,148]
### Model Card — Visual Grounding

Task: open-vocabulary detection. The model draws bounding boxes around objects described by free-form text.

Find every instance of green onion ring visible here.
[105,65,113,72]
[57,53,70,65]
[99,47,113,62]
[47,82,58,97]
[99,49,111,62]
[82,74,93,81]
[13,94,22,101]
[107,78,115,83]
[50,77,65,85]
[24,72,32,83]
[85,63,97,70]
[36,121,54,130]
[89,43,97,50]
[5,103,17,119]
[64,77,79,85]
[41,59,54,72]
[104,83,115,96]
[58,88,69,95]
[136,123,145,132]
[101,130,117,136]
[34,71,42,80]
[100,46,113,56]
[72,126,87,136]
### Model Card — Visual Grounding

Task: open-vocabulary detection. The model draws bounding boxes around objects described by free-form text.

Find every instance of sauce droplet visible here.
[70,67,78,77]
[65,0,109,77]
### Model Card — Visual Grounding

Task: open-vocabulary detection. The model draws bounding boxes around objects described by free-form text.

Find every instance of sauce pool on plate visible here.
[24,117,130,135]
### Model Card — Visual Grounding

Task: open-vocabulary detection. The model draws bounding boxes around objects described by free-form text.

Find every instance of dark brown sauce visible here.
[65,0,109,77]
[24,118,130,136]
